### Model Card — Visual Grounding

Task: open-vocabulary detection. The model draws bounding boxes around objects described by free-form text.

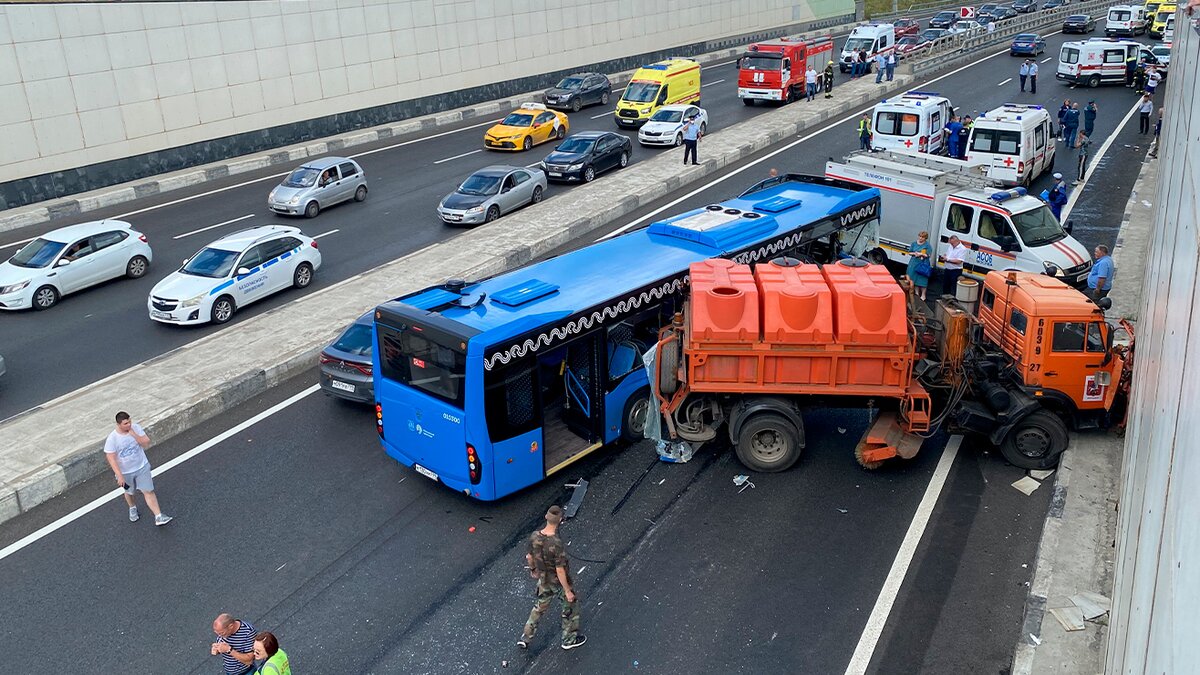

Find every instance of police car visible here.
[148,225,322,325]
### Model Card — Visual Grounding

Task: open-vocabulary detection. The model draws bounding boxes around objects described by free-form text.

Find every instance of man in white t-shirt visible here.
[941,235,969,296]
[104,411,172,526]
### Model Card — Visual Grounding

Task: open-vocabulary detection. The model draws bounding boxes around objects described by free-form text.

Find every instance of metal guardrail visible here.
[871,0,965,21]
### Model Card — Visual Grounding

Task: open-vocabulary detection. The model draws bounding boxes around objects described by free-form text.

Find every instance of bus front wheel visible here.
[621,388,653,442]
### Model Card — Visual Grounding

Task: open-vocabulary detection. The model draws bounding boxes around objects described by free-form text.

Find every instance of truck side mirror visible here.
[1064,219,1074,234]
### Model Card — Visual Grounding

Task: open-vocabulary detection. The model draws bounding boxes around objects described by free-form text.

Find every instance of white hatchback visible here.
[0,220,152,311]
[637,104,709,146]
[148,225,321,326]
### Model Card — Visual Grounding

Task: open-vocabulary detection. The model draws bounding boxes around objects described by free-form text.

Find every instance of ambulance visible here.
[965,104,1055,187]
[839,23,897,73]
[1057,38,1143,87]
[1105,4,1148,36]
[1150,3,1176,38]
[613,58,701,128]
[869,91,954,154]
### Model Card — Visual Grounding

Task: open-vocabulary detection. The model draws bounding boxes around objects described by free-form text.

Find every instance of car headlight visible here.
[0,280,30,294]
[180,292,208,308]
[568,163,584,171]
[640,108,652,114]
[288,196,301,205]
[466,206,485,214]
[268,189,277,200]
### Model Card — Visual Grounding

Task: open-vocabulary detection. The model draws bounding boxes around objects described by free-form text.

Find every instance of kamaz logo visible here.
[840,204,877,226]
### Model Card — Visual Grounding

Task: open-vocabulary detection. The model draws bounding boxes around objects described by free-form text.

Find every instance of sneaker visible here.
[129,506,139,522]
[517,638,530,649]
[561,635,587,650]
[154,514,173,527]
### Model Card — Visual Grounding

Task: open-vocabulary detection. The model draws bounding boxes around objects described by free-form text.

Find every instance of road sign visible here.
[960,6,977,18]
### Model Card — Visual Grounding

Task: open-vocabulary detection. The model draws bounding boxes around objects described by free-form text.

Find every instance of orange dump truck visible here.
[652,257,1132,471]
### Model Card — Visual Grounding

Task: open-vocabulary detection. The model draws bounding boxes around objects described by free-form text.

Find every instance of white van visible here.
[1164,14,1174,42]
[1057,39,1143,87]
[870,91,954,154]
[839,23,897,73]
[1105,5,1148,36]
[966,104,1056,187]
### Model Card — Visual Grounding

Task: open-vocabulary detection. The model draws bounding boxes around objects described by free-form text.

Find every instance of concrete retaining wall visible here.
[0,0,853,209]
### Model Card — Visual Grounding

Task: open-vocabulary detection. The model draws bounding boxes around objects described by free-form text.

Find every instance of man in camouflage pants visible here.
[518,505,586,651]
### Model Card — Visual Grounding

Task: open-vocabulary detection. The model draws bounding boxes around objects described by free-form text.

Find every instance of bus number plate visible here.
[414,464,438,481]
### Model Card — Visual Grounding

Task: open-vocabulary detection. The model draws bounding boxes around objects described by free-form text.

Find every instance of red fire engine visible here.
[737,36,835,105]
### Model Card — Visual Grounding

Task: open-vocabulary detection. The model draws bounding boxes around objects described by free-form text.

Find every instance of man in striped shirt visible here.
[211,613,257,675]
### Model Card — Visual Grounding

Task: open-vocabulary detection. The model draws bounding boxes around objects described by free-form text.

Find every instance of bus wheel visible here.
[1000,410,1068,470]
[621,388,653,442]
[736,413,802,472]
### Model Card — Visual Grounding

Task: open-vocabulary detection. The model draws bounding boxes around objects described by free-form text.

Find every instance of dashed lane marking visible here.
[998,77,1013,86]
[312,229,340,239]
[172,214,255,240]
[433,149,483,164]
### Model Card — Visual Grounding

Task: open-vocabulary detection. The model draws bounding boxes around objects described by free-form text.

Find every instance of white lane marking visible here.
[998,77,1012,86]
[1041,57,1053,63]
[433,149,483,164]
[171,213,255,240]
[843,436,962,675]
[0,384,320,563]
[312,229,340,239]
[591,110,615,119]
[0,236,34,251]
[701,79,726,88]
[1060,98,1141,223]
[601,42,1019,240]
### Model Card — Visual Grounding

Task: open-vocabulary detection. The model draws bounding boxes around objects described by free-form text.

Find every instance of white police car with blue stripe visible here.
[148,225,322,325]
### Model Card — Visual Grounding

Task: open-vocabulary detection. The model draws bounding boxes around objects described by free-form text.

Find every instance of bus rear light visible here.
[467,443,480,484]
[375,403,384,437]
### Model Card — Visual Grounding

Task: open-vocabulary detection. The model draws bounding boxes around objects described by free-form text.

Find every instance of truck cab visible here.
[737,37,834,104]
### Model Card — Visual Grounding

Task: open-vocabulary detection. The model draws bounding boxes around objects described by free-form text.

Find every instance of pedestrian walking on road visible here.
[1056,100,1071,141]
[1145,67,1161,96]
[857,113,872,151]
[906,231,933,300]
[940,235,968,297]
[253,631,291,675]
[874,52,886,83]
[1019,60,1031,92]
[1064,103,1080,148]
[886,52,897,81]
[944,114,963,159]
[805,66,818,102]
[212,614,257,675]
[519,505,586,651]
[1087,245,1114,301]
[1046,173,1068,220]
[823,61,835,98]
[1075,133,1091,182]
[1028,60,1038,93]
[1138,94,1153,134]
[681,115,701,165]
[105,411,172,526]
[1083,100,1097,137]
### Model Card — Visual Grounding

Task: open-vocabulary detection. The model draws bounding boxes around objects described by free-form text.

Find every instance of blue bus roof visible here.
[380,176,878,361]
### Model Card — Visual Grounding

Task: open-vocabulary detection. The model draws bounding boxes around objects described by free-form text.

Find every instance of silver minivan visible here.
[268,157,367,218]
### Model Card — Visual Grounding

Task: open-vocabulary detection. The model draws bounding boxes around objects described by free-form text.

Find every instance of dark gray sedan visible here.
[541,131,632,183]
[319,311,374,404]
[437,165,548,226]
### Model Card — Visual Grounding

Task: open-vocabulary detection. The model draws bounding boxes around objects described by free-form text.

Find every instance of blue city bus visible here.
[372,175,882,500]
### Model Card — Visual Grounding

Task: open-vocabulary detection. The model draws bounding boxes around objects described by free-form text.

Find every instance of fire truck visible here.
[737,36,834,105]
[651,258,1132,472]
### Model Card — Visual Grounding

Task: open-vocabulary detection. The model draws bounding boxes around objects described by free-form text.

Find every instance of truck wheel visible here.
[658,339,680,396]
[621,388,653,442]
[742,98,754,106]
[736,413,803,472]
[1000,410,1069,469]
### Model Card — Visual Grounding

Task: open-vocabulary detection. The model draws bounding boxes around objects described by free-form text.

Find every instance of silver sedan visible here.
[437,165,547,226]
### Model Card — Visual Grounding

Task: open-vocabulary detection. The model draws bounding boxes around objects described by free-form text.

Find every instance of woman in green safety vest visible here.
[253,631,291,675]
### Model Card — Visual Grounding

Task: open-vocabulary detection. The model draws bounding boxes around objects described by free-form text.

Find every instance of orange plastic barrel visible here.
[823,260,907,346]
[689,259,759,343]
[756,261,833,344]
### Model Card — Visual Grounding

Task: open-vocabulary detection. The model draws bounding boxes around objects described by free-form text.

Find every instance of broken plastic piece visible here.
[1012,476,1042,495]
[657,439,695,463]
[837,508,848,514]
[564,478,589,519]
[1029,469,1055,480]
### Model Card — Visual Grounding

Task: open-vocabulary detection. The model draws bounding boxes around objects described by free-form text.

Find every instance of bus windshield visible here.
[377,322,466,406]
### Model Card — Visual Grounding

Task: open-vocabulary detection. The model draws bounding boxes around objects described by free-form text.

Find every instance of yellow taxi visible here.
[483,103,569,151]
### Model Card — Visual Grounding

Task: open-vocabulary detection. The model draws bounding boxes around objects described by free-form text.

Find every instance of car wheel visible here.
[1087,74,1101,88]
[555,125,566,140]
[674,132,683,147]
[304,201,320,218]
[522,136,532,151]
[571,97,582,112]
[700,122,707,135]
[293,262,314,289]
[210,295,235,324]
[32,285,58,310]
[354,185,368,202]
[583,166,595,183]
[531,185,544,204]
[618,152,629,168]
[486,205,500,222]
[125,255,149,279]
[601,91,610,105]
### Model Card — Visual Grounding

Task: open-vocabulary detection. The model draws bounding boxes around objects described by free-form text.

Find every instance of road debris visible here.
[564,478,589,519]
[1049,605,1086,631]
[578,566,587,575]
[1029,469,1055,480]
[1011,476,1042,495]
[468,526,476,533]
[657,479,665,485]
[837,508,848,514]
[1029,633,1041,646]
[837,427,847,434]
[1070,592,1111,621]
[733,475,756,493]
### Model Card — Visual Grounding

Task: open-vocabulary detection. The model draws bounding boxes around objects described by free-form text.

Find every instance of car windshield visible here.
[740,55,781,70]
[333,322,374,357]
[623,81,661,103]
[844,37,873,51]
[1011,205,1068,247]
[922,29,945,39]
[181,247,240,278]
[1151,47,1170,57]
[1015,34,1038,40]
[9,238,66,268]
[555,76,584,89]
[1110,10,1130,20]
[898,37,918,45]
[282,167,320,188]
[458,174,501,196]
[1067,15,1088,20]
[500,113,534,127]
[650,109,684,123]
[935,11,955,18]
[555,137,596,153]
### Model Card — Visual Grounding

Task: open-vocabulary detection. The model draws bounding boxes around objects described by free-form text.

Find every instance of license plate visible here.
[151,310,172,320]
[414,464,438,481]
[330,380,355,393]
[549,171,562,177]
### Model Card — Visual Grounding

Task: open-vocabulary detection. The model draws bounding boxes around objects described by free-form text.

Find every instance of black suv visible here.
[543,73,612,112]
[1013,0,1038,13]
[930,11,957,28]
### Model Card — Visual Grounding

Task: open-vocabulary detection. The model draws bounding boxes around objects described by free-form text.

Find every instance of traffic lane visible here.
[866,438,1055,673]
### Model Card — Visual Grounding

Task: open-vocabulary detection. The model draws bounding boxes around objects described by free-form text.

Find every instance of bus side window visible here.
[946,203,973,234]
[484,363,539,442]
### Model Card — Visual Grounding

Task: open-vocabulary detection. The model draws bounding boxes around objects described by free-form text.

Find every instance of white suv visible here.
[148,225,322,325]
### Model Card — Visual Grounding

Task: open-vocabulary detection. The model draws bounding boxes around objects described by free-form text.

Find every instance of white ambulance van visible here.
[870,91,954,154]
[1105,5,1148,36]
[1057,38,1143,87]
[839,23,897,73]
[965,104,1055,187]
